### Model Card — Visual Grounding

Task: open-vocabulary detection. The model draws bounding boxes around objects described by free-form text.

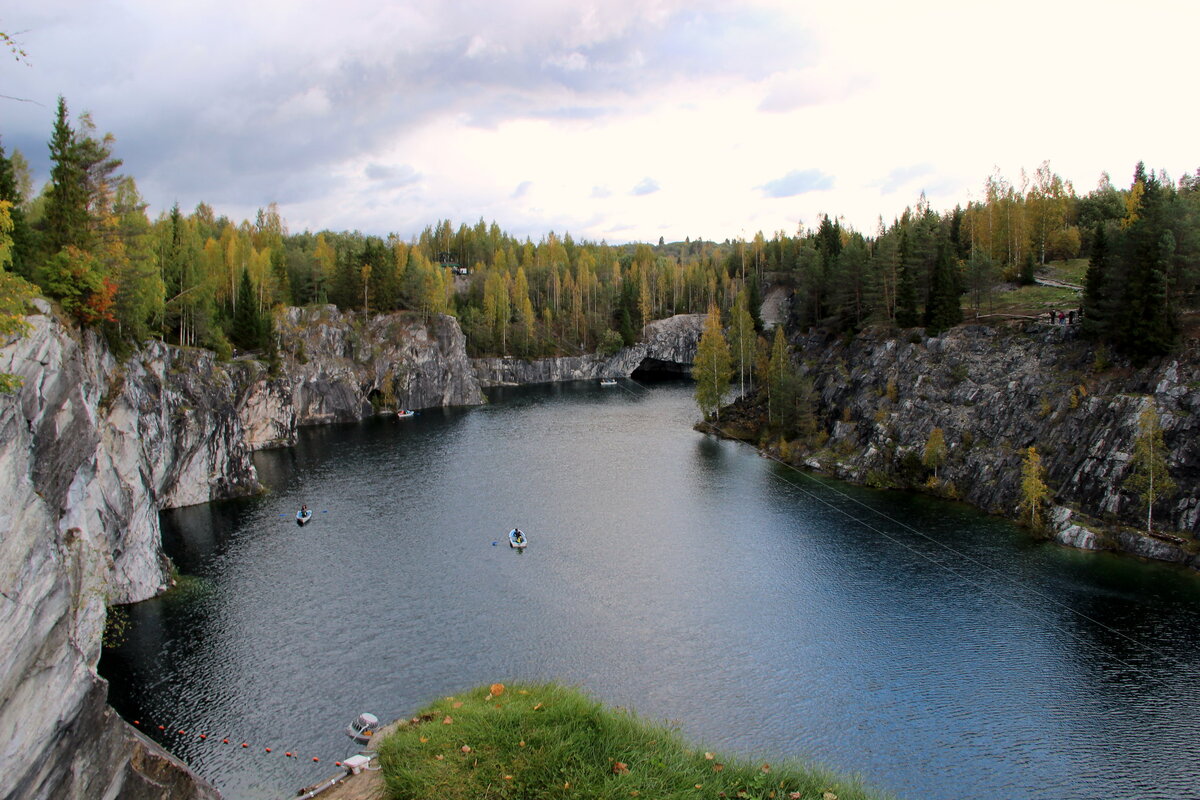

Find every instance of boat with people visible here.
[396,409,417,418]
[508,528,527,549]
[599,378,617,386]
[296,507,313,526]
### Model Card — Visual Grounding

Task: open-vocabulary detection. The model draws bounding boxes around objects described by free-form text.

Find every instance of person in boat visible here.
[513,528,523,543]
[300,504,309,516]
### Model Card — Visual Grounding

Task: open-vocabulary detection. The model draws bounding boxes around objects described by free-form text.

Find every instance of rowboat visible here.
[508,528,527,549]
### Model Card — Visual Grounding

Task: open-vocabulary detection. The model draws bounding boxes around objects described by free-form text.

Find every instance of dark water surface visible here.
[101,381,1200,799]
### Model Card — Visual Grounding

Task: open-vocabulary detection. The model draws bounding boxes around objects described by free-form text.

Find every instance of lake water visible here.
[100,380,1200,799]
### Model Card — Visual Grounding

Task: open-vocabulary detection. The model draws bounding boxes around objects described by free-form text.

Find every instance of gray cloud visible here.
[759,169,833,198]
[631,177,660,196]
[3,1,812,235]
[512,180,533,198]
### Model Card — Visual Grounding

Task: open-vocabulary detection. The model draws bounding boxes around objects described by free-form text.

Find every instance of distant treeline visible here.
[2,97,1197,364]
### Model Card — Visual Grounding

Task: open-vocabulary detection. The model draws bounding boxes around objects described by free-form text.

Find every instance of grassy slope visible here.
[378,683,890,800]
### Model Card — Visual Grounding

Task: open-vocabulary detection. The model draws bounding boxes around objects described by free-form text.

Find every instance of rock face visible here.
[473,314,705,386]
[782,323,1200,566]
[0,303,485,799]
[243,306,484,448]
[1,302,233,799]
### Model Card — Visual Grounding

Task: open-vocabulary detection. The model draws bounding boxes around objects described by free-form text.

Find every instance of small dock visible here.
[292,720,403,800]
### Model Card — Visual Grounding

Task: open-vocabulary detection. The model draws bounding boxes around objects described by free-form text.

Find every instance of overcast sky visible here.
[3,1,1197,244]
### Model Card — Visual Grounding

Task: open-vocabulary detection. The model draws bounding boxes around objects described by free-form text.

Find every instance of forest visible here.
[2,97,1198,375]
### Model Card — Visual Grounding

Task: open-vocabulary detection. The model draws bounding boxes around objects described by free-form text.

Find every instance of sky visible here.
[2,1,1198,245]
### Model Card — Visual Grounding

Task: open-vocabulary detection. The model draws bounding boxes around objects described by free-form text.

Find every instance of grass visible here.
[378,683,889,800]
[976,283,1079,319]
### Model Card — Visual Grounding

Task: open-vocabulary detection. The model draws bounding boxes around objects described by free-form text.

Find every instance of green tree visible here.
[965,249,996,316]
[924,241,961,335]
[894,231,920,327]
[41,245,117,324]
[110,177,163,342]
[692,303,731,421]
[765,325,789,427]
[1123,405,1177,535]
[0,138,33,279]
[43,96,90,254]
[1081,223,1111,339]
[0,200,37,392]
[1018,446,1050,530]
[230,267,264,351]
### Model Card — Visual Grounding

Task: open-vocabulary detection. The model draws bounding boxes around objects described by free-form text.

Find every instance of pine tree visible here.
[693,303,731,421]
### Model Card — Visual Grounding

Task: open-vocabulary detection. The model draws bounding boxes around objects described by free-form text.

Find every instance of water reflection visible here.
[102,382,1200,800]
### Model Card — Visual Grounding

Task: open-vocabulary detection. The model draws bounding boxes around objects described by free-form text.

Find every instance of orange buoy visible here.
[285,752,292,758]
[312,757,319,762]
[158,725,165,731]
[265,748,272,753]
[178,730,186,735]
[222,738,229,744]
[133,720,140,725]
[241,742,248,748]
[199,734,207,740]
[335,762,342,767]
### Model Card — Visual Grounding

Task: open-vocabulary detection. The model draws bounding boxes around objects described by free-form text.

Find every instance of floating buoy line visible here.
[126,715,361,769]
[595,362,1194,688]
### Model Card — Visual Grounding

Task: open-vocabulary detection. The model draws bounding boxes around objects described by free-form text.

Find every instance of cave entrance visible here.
[630,357,693,382]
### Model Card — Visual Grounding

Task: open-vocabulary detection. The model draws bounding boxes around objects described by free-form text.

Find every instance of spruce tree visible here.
[231,268,262,351]
[1081,224,1110,339]
[894,231,921,328]
[924,241,961,335]
[43,96,90,255]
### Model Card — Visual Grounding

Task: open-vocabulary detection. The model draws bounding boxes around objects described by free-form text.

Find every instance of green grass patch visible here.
[379,683,888,800]
[987,284,1079,317]
[1044,258,1089,285]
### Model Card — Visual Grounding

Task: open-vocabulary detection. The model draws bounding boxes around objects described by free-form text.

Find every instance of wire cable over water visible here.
[597,368,1191,688]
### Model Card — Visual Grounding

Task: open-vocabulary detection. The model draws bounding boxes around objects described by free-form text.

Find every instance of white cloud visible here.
[4,0,1199,242]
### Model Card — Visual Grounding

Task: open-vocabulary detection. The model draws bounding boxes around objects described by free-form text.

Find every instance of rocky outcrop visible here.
[774,323,1200,565]
[1,302,236,799]
[0,303,485,799]
[473,313,705,387]
[242,306,485,448]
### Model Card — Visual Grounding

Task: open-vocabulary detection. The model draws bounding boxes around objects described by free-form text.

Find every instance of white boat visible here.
[508,528,527,549]
[396,409,417,418]
[296,509,313,526]
[599,378,617,386]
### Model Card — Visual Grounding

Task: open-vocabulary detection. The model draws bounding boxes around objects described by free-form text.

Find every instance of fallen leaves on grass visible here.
[612,762,630,774]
